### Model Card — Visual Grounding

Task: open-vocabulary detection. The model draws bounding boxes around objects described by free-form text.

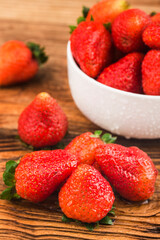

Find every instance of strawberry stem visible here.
[27,42,48,65]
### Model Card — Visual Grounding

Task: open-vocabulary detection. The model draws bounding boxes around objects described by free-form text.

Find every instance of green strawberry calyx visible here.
[62,205,116,231]
[91,130,117,144]
[0,159,20,200]
[69,5,90,34]
[82,6,90,18]
[103,22,112,33]
[150,11,157,16]
[27,42,48,65]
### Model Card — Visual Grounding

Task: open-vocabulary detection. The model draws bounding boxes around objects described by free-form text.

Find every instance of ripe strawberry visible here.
[86,0,129,24]
[18,92,68,148]
[59,164,115,223]
[142,22,160,49]
[112,9,151,53]
[97,52,144,93]
[70,21,112,78]
[0,40,48,86]
[142,50,160,95]
[14,150,79,203]
[95,144,158,201]
[151,13,160,23]
[65,131,117,165]
[65,132,103,165]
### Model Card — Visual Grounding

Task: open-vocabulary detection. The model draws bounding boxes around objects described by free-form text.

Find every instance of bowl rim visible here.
[67,41,160,100]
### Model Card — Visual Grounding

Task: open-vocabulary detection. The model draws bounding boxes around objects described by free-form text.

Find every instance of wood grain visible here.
[0,0,160,239]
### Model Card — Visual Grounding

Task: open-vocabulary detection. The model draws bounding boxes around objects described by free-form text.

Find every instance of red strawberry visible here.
[95,144,158,201]
[65,131,116,165]
[142,50,160,95]
[97,52,144,93]
[151,13,160,23]
[86,0,129,24]
[65,132,104,165]
[0,40,48,86]
[59,164,115,223]
[14,150,78,203]
[18,92,68,148]
[112,9,151,53]
[70,21,112,78]
[142,22,160,49]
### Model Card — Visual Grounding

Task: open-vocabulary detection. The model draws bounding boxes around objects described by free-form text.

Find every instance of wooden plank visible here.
[0,0,160,239]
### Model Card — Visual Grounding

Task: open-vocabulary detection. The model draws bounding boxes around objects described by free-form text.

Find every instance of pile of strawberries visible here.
[70,0,160,95]
[1,92,158,229]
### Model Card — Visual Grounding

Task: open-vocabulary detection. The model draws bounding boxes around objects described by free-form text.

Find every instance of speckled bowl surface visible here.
[67,41,160,139]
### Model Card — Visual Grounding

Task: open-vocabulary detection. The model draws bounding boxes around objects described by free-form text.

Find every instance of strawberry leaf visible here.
[3,160,19,186]
[77,16,86,25]
[3,172,15,186]
[0,187,20,200]
[91,130,102,138]
[101,133,117,143]
[99,215,113,225]
[62,214,73,223]
[6,160,19,173]
[108,206,116,216]
[1,159,20,201]
[27,42,48,65]
[82,6,90,18]
[103,22,111,33]
[69,25,77,34]
[91,130,117,143]
[90,15,94,21]
[84,222,98,231]
[150,11,157,16]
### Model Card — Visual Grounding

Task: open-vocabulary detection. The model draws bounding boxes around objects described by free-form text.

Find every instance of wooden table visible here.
[0,0,160,239]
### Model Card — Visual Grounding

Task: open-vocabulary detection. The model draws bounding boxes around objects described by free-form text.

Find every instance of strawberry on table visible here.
[70,21,112,78]
[112,9,151,53]
[18,92,68,148]
[1,150,79,203]
[95,144,158,202]
[65,131,116,165]
[86,0,129,24]
[0,40,48,86]
[59,164,115,223]
[142,22,160,49]
[97,52,144,93]
[142,50,160,95]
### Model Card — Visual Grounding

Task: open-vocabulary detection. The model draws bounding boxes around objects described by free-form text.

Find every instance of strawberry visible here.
[18,92,68,148]
[86,0,129,24]
[59,164,115,223]
[142,22,160,49]
[70,21,112,78]
[95,144,158,201]
[112,9,151,53]
[65,131,116,165]
[142,50,160,95]
[0,40,48,86]
[151,13,160,23]
[1,150,79,203]
[97,52,144,93]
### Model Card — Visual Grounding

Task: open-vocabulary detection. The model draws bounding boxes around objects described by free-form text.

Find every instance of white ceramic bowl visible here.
[67,41,160,139]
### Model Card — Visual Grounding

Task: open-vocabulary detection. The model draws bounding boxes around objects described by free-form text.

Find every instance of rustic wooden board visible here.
[0,0,160,239]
